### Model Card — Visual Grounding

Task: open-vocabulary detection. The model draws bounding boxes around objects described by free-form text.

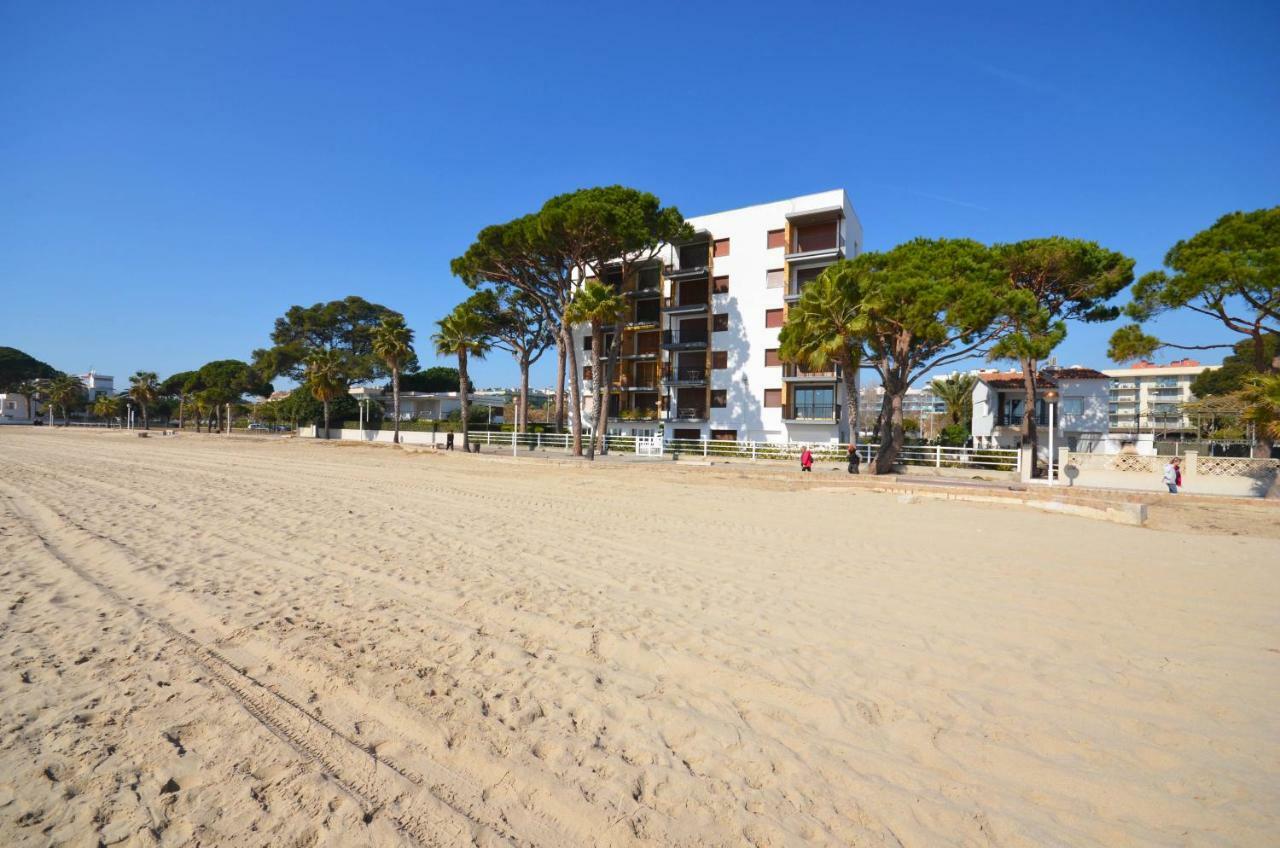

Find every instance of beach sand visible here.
[0,428,1276,847]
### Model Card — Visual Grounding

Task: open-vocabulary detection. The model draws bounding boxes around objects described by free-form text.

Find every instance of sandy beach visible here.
[0,428,1276,847]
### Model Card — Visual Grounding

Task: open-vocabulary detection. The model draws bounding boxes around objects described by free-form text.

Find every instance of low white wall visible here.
[1061,450,1278,498]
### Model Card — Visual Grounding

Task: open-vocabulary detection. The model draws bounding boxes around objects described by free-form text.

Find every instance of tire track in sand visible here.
[0,486,556,848]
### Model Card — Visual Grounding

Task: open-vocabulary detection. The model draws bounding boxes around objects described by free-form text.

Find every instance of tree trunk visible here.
[519,352,530,436]
[598,329,624,455]
[874,367,906,474]
[554,338,566,432]
[563,321,583,456]
[322,399,330,439]
[459,351,470,451]
[141,404,149,430]
[392,368,401,445]
[587,325,604,461]
[1020,358,1040,478]
[178,397,185,431]
[225,402,231,435]
[841,356,860,446]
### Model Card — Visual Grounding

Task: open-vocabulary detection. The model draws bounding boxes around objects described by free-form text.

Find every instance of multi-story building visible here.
[79,370,114,401]
[1101,359,1220,436]
[574,190,862,443]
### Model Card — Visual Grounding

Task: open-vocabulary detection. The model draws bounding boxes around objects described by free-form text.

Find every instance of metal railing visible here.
[661,329,709,347]
[786,404,839,421]
[662,365,707,382]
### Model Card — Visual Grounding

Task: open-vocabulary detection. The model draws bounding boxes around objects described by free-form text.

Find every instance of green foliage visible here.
[0,347,58,390]
[253,296,407,386]
[1190,333,1279,396]
[278,390,357,426]
[45,373,85,422]
[1240,374,1280,443]
[433,299,494,363]
[929,374,977,426]
[371,316,416,375]
[1112,207,1279,371]
[564,280,627,329]
[939,423,970,447]
[990,237,1133,365]
[398,367,460,392]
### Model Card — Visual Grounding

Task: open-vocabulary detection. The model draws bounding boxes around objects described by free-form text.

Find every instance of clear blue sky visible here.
[3,1,1278,389]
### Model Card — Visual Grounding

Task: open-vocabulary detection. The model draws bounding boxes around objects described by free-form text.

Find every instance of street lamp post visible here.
[1044,388,1059,485]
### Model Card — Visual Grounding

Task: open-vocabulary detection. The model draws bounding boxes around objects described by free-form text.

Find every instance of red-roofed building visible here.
[971,367,1111,458]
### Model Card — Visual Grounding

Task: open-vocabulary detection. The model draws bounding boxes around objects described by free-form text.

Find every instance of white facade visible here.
[349,387,507,422]
[574,189,863,444]
[80,371,114,401]
[1101,359,1220,434]
[971,368,1111,459]
[0,393,39,423]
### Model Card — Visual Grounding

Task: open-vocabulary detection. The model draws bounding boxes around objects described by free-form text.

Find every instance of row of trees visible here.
[779,237,1134,473]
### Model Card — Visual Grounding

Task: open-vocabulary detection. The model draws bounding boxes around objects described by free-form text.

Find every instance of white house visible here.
[80,371,114,401]
[572,189,864,444]
[972,368,1111,459]
[0,392,39,424]
[349,387,507,423]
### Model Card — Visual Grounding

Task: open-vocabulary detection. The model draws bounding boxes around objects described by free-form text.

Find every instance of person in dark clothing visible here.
[446,431,454,450]
[847,444,861,474]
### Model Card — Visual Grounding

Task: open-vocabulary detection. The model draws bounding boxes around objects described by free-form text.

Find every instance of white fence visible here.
[299,427,1021,472]
[1063,449,1278,498]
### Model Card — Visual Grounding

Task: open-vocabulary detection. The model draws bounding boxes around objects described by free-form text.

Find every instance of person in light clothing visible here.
[1163,457,1180,494]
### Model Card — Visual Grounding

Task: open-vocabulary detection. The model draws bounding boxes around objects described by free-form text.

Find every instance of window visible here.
[764,388,782,408]
[713,238,730,257]
[713,313,729,332]
[764,348,781,367]
[791,221,839,253]
[710,390,727,408]
[582,366,593,380]
[766,229,785,249]
[712,275,729,294]
[673,428,701,440]
[766,268,784,289]
[764,308,784,328]
[638,266,661,291]
[678,243,707,268]
[712,351,728,370]
[711,429,737,441]
[582,335,591,351]
[791,386,835,419]
[1060,397,1084,416]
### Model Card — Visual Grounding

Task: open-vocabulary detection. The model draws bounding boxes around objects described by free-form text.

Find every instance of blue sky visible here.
[3,1,1278,389]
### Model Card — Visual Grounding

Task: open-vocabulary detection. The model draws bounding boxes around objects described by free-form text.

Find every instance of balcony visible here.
[661,329,709,350]
[784,215,845,264]
[625,286,662,299]
[662,296,708,315]
[783,404,840,423]
[665,406,708,423]
[662,365,707,386]
[782,363,841,381]
[620,349,658,360]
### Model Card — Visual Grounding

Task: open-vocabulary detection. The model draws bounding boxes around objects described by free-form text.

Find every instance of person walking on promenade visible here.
[1163,457,1180,494]
[446,431,455,451]
[801,447,814,473]
[847,444,861,475]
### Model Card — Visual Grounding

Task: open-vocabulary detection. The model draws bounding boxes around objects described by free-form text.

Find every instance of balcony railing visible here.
[662,296,708,313]
[784,404,839,422]
[782,363,841,380]
[661,329,709,349]
[625,286,662,299]
[662,365,707,384]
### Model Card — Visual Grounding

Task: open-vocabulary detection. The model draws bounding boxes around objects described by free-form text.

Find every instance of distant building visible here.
[0,392,39,424]
[1101,359,1220,436]
[349,387,509,422]
[971,367,1111,458]
[79,370,114,402]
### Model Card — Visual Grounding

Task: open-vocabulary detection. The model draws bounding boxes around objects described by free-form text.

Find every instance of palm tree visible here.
[433,306,491,452]
[777,268,867,448]
[371,316,416,445]
[45,373,85,426]
[305,349,345,439]
[92,393,122,424]
[565,280,627,460]
[1240,374,1280,448]
[128,371,159,429]
[929,373,978,427]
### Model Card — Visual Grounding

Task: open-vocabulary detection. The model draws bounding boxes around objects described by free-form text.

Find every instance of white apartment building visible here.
[1101,359,1220,436]
[80,370,115,401]
[0,392,39,423]
[574,189,862,443]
